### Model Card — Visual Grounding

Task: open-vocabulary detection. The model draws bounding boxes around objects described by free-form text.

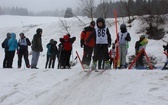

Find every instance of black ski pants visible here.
[18,50,30,68]
[7,51,15,68]
[82,45,93,66]
[60,50,71,69]
[93,44,109,63]
[45,55,56,69]
[3,51,10,68]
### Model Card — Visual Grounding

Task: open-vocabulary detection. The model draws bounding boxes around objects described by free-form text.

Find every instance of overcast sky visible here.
[0,0,118,12]
[0,0,78,12]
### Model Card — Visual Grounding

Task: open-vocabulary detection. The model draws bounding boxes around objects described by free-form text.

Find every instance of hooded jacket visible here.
[8,33,18,51]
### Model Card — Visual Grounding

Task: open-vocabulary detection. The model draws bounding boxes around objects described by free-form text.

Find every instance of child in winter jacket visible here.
[86,17,112,70]
[116,24,131,69]
[58,34,76,69]
[45,39,58,69]
[109,43,116,69]
[17,33,31,68]
[163,43,168,55]
[162,43,168,70]
[135,35,148,68]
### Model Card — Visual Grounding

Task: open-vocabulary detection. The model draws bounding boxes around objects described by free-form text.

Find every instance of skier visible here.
[162,43,168,70]
[17,33,31,68]
[80,21,95,69]
[59,34,76,69]
[7,33,18,68]
[116,23,131,69]
[86,17,112,71]
[45,39,58,69]
[109,43,116,69]
[135,35,148,68]
[31,28,43,69]
[2,33,11,68]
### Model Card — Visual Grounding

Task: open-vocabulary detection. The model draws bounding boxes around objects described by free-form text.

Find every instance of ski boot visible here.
[91,61,98,72]
[104,61,110,70]
[83,64,90,69]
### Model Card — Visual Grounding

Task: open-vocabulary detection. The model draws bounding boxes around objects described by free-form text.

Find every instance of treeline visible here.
[95,0,168,18]
[0,0,168,18]
[0,7,29,16]
[0,6,66,17]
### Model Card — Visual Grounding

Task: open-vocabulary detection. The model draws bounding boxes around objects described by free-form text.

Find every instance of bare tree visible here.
[79,0,95,20]
[59,19,70,34]
[96,0,110,19]
[119,0,135,23]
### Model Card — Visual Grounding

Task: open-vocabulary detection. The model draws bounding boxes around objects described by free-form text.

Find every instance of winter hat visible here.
[90,21,95,26]
[96,17,105,28]
[140,35,145,39]
[54,41,57,45]
[67,33,71,37]
[36,28,43,34]
[19,32,25,37]
[120,24,127,33]
[50,39,54,44]
[6,33,11,38]
[63,35,70,41]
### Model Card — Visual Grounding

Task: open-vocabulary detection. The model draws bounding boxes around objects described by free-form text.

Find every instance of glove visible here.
[80,39,84,48]
[125,37,129,41]
[108,44,111,48]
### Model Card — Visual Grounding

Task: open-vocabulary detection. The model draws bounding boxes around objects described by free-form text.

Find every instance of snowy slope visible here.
[0,15,168,105]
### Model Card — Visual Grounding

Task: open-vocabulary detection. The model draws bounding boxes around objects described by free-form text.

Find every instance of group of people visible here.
[80,17,131,71]
[2,28,43,69]
[2,28,77,69]
[80,17,168,70]
[1,17,168,70]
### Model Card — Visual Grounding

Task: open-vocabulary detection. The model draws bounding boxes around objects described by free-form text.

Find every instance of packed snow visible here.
[0,15,168,105]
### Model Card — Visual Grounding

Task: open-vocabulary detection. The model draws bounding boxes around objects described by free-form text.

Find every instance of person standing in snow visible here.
[163,43,168,55]
[7,33,18,68]
[45,39,58,69]
[116,23,131,69]
[31,28,43,69]
[86,17,112,70]
[1,33,11,68]
[80,21,95,69]
[109,43,116,69]
[135,35,148,68]
[162,43,168,70]
[58,34,76,69]
[17,33,31,68]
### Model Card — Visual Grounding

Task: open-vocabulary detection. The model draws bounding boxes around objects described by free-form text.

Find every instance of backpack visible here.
[63,42,72,51]
[2,39,9,51]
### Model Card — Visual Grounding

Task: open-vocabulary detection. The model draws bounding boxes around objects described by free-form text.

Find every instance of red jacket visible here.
[80,26,95,47]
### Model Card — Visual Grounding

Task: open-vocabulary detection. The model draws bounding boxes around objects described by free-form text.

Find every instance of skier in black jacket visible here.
[2,33,11,68]
[17,33,31,68]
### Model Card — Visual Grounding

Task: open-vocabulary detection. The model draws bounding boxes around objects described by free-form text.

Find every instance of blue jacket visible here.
[8,33,18,51]
[46,44,53,55]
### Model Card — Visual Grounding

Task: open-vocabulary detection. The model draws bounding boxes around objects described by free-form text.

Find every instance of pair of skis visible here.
[75,51,107,72]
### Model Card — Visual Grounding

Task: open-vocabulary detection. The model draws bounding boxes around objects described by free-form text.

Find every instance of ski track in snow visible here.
[0,15,168,105]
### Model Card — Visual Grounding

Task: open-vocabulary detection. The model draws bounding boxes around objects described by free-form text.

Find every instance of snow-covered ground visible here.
[0,15,168,105]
